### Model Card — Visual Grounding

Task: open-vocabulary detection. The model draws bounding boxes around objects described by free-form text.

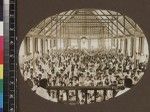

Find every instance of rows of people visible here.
[20,48,148,104]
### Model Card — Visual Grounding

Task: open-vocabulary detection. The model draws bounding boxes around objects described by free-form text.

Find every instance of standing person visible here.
[36,79,50,100]
[135,52,140,68]
[115,77,133,97]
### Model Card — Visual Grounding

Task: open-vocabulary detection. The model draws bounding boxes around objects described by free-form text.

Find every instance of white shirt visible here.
[36,87,50,100]
[115,88,130,97]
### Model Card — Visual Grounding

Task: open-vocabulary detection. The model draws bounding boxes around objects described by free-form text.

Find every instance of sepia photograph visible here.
[19,9,149,105]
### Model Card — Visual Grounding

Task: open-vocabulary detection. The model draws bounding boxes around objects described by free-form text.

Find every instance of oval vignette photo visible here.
[19,9,149,105]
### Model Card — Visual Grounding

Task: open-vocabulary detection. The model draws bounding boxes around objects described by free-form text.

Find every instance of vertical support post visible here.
[88,38,91,50]
[94,90,97,103]
[57,90,60,102]
[85,90,88,104]
[66,90,69,102]
[103,90,107,101]
[76,90,78,102]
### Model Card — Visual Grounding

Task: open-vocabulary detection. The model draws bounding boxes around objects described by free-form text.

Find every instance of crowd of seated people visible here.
[20,48,148,104]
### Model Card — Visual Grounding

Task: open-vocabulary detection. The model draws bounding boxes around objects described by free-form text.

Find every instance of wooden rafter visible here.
[107,10,133,35]
[47,10,77,36]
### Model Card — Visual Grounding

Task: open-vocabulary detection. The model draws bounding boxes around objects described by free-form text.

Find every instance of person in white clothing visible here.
[35,79,50,100]
[115,78,133,97]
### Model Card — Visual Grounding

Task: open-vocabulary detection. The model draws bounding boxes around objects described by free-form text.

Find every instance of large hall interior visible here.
[19,9,149,104]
